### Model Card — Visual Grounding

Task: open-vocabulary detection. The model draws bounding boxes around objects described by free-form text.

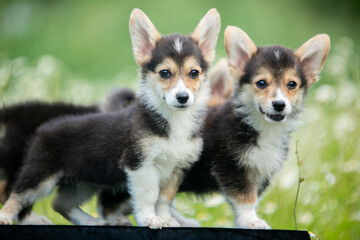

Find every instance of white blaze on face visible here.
[165,79,194,108]
[274,88,291,114]
[274,50,280,61]
[173,38,183,54]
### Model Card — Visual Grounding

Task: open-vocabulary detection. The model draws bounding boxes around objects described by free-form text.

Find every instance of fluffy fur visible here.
[0,102,97,224]
[0,88,134,225]
[0,8,220,228]
[98,27,330,229]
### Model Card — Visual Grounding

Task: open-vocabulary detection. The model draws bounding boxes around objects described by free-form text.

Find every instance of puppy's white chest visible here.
[140,134,202,180]
[243,128,288,180]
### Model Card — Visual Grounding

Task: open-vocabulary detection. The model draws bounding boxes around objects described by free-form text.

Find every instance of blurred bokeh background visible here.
[0,0,359,239]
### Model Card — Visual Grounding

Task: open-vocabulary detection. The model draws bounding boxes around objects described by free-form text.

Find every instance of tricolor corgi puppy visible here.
[0,8,220,228]
[98,27,330,229]
[180,27,330,228]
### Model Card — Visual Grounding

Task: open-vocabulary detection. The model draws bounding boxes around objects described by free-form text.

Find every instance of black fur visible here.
[0,102,97,196]
[12,99,169,195]
[240,46,307,88]
[145,35,208,74]
[99,45,311,224]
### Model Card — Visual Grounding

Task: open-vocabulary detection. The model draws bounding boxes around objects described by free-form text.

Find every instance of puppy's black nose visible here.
[176,92,189,104]
[272,101,286,112]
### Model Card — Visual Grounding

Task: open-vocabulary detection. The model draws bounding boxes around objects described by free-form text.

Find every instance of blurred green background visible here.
[0,0,359,239]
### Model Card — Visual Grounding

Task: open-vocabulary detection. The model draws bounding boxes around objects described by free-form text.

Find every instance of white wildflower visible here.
[205,194,225,207]
[299,212,313,224]
[324,172,336,185]
[314,84,336,103]
[263,202,277,215]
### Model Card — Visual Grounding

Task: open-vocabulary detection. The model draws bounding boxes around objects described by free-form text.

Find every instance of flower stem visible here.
[294,140,304,230]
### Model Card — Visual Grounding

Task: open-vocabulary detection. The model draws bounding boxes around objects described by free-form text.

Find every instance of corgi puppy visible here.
[181,27,330,229]
[0,8,220,228]
[98,27,330,229]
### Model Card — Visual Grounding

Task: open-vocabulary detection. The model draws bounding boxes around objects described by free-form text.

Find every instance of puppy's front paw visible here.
[237,217,271,229]
[164,217,180,227]
[139,216,165,229]
[0,215,12,225]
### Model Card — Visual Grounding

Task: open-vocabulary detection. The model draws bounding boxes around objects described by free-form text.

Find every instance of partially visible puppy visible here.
[97,27,330,229]
[0,102,97,224]
[100,88,136,112]
[0,8,220,228]
[207,58,233,107]
[0,89,133,224]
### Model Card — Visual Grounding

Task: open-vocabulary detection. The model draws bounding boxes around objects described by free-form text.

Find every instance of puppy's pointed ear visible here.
[224,26,257,79]
[129,9,162,66]
[191,9,221,65]
[295,34,330,86]
[209,59,233,97]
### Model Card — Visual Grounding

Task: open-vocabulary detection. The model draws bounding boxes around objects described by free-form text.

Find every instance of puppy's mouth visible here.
[175,105,187,109]
[259,107,286,122]
[171,104,189,111]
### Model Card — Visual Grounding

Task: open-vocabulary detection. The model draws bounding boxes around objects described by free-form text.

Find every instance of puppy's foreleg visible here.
[126,166,165,229]
[156,167,183,227]
[227,190,271,229]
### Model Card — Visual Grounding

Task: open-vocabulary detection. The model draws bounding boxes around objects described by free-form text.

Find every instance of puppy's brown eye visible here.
[256,80,268,89]
[189,69,199,79]
[159,70,172,79]
[287,81,297,89]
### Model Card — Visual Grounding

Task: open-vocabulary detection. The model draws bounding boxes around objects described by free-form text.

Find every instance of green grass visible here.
[1,1,360,239]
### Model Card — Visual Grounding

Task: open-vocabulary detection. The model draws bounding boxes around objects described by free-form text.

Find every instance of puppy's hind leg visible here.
[52,184,108,225]
[97,190,133,226]
[0,173,62,225]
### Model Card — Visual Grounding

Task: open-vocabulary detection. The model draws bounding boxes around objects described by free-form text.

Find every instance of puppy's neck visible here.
[137,80,210,139]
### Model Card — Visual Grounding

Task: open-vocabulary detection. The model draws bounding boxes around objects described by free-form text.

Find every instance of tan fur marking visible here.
[228,190,257,205]
[0,180,7,204]
[252,68,275,105]
[154,57,202,93]
[155,58,180,91]
[251,67,304,106]
[182,57,202,93]
[160,168,183,202]
[280,68,302,102]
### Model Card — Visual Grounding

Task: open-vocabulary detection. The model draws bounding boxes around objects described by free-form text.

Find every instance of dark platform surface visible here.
[0,225,310,240]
